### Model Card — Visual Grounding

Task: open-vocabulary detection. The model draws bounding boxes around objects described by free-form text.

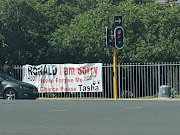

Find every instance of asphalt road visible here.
[0,100,180,135]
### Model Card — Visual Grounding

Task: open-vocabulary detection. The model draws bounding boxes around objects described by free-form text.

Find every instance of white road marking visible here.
[48,110,69,112]
[124,107,143,110]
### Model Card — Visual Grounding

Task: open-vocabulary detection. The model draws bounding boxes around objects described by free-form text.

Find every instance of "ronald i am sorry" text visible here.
[28,65,98,77]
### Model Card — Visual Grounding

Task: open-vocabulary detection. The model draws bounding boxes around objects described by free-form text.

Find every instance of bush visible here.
[171,88,177,98]
[47,92,56,98]
[121,90,134,98]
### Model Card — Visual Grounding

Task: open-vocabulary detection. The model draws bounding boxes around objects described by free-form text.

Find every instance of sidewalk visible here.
[37,97,180,101]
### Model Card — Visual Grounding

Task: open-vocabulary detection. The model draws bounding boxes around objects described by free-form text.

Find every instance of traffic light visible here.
[105,27,114,47]
[108,35,114,47]
[114,26,124,49]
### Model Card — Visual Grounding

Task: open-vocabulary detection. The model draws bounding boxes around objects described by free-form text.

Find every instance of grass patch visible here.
[174,95,180,99]
[140,96,156,99]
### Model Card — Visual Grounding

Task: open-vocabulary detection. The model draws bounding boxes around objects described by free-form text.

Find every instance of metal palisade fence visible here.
[0,62,180,99]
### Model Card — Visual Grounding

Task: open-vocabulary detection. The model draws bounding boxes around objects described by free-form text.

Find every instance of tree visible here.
[49,1,116,63]
[0,0,49,64]
[115,1,180,63]
[0,0,179,64]
[48,0,180,63]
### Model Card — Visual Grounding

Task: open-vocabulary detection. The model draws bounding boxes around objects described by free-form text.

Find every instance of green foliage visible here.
[133,0,153,4]
[171,88,177,98]
[0,0,49,64]
[0,0,179,64]
[121,90,134,98]
[48,92,56,98]
[116,1,180,63]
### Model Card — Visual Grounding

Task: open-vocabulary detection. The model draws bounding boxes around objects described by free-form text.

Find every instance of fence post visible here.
[158,63,161,89]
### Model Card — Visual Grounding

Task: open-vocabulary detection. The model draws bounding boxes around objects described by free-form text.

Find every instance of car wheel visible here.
[4,89,17,100]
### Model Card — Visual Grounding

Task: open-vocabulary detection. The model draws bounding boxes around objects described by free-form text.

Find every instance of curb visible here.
[36,98,180,101]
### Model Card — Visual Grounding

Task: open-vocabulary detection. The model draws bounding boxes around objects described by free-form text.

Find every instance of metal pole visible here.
[113,47,117,100]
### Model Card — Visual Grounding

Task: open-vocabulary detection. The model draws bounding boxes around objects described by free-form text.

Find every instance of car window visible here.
[0,73,15,81]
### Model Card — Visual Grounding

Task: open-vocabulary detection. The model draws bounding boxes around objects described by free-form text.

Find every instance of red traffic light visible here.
[114,26,124,49]
[111,36,114,40]
[118,30,121,35]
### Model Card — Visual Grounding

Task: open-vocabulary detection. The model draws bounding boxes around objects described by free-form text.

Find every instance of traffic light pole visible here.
[113,47,117,100]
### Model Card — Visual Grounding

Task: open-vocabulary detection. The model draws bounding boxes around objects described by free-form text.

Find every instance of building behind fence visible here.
[0,63,180,99]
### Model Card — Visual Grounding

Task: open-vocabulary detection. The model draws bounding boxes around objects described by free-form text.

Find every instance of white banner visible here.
[22,63,103,93]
